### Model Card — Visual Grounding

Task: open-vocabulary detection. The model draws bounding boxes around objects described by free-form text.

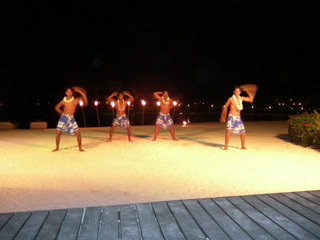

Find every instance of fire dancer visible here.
[106,91,134,142]
[220,84,258,150]
[53,86,88,152]
[152,91,178,141]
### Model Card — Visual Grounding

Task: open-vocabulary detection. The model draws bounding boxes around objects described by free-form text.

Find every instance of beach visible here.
[0,121,319,213]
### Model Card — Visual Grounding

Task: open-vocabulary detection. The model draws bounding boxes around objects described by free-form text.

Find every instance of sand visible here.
[0,121,319,213]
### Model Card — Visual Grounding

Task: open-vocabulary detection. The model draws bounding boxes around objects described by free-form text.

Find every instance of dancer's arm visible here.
[107,92,118,103]
[153,91,162,101]
[219,98,231,123]
[54,100,64,115]
[240,84,258,102]
[73,86,88,106]
[122,91,134,103]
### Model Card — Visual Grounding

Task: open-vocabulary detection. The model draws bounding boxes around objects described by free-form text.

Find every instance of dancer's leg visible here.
[127,126,133,142]
[152,125,160,141]
[108,124,115,142]
[170,126,178,140]
[240,131,247,149]
[222,129,232,150]
[75,130,84,152]
[52,129,62,152]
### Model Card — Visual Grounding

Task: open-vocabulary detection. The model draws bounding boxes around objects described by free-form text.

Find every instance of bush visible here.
[288,110,320,148]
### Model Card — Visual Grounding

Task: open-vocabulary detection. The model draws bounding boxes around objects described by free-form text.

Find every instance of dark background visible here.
[1,1,319,127]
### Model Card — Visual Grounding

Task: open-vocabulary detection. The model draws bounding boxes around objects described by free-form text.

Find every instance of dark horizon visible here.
[1,1,319,113]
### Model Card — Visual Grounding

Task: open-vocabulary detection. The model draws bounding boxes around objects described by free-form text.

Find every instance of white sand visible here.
[0,121,319,213]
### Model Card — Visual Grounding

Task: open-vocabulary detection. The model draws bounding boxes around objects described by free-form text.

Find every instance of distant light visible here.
[79,100,83,107]
[141,100,146,106]
[127,101,131,106]
[251,105,254,108]
[187,104,190,107]
[94,100,99,106]
[156,101,160,106]
[110,101,115,108]
[211,104,214,108]
[173,101,177,106]
[182,120,187,126]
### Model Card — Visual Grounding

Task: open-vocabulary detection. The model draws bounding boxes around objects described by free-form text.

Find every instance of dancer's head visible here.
[118,93,124,100]
[65,88,73,98]
[163,91,169,98]
[233,86,241,97]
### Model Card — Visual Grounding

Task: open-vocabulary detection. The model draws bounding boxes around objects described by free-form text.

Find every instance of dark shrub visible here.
[288,110,320,148]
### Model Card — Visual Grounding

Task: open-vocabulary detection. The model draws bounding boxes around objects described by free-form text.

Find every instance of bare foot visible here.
[241,147,247,150]
[79,148,85,152]
[152,138,156,141]
[172,138,179,141]
[106,138,112,142]
[128,139,133,142]
[221,147,227,150]
[52,148,59,152]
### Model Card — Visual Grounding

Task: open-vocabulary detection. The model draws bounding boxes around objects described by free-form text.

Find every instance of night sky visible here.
[1,1,320,108]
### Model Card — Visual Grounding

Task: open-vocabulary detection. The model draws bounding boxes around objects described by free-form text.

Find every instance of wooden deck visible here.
[1,191,320,240]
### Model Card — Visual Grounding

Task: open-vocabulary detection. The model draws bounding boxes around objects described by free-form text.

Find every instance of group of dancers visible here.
[52,84,257,152]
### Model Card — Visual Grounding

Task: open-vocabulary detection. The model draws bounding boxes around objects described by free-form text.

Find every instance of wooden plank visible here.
[167,201,207,240]
[1,191,320,240]
[152,201,185,240]
[135,203,163,240]
[284,192,320,214]
[215,197,274,240]
[198,198,251,240]
[0,212,31,240]
[183,199,230,240]
[119,204,141,240]
[272,193,320,225]
[234,196,296,240]
[14,210,49,240]
[99,206,119,240]
[0,212,14,229]
[246,194,319,240]
[35,209,67,240]
[296,191,320,206]
[263,194,320,238]
[308,190,320,198]
[78,207,101,240]
[56,208,83,240]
